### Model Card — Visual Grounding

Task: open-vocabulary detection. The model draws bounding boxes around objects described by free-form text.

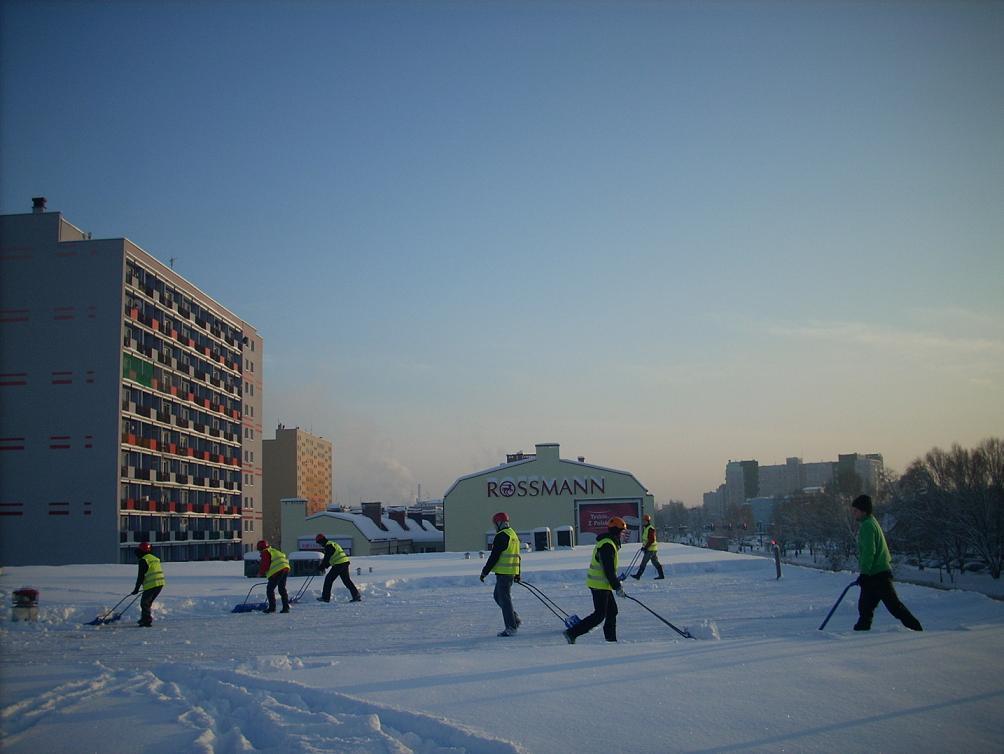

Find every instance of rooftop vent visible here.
[32,196,47,214]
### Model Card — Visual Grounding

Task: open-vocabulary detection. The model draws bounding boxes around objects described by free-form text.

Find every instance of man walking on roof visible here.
[480,511,522,637]
[257,539,291,614]
[851,495,922,632]
[564,517,627,644]
[315,533,362,603]
[632,513,665,580]
[132,541,164,628]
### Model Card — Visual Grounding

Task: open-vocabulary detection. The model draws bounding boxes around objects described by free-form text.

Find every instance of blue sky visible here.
[3,0,1002,506]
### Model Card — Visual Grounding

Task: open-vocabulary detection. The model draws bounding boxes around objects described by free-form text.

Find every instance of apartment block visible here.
[262,425,332,544]
[0,199,262,564]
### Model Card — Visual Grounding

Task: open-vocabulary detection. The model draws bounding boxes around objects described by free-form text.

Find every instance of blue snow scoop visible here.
[87,592,141,625]
[232,582,268,613]
[818,580,858,631]
[518,580,580,629]
[622,593,695,639]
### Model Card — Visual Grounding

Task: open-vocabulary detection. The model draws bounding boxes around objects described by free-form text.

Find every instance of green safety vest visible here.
[325,541,349,567]
[586,536,619,590]
[492,526,521,576]
[142,553,165,590]
[265,547,290,578]
[642,524,658,552]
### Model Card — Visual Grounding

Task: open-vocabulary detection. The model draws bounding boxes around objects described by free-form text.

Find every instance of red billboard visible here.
[576,499,642,544]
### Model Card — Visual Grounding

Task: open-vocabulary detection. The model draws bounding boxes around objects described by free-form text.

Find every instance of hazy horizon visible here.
[3,0,1001,507]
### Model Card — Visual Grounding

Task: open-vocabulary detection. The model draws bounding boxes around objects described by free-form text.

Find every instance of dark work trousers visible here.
[139,585,162,626]
[635,549,665,578]
[857,571,922,630]
[322,563,360,601]
[493,574,521,631]
[567,588,619,642]
[266,569,290,611]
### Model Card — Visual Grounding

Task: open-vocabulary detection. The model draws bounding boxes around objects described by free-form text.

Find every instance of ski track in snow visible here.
[1,663,527,754]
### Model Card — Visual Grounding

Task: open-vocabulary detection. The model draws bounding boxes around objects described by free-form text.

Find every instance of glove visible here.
[854,576,862,586]
[479,574,486,582]
[514,574,521,583]
[131,588,140,595]
[616,587,626,598]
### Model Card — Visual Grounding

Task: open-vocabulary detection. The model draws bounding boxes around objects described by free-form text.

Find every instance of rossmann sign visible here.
[487,477,606,498]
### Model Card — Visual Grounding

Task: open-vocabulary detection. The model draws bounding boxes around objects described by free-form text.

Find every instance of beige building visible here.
[0,199,262,564]
[262,425,332,543]
[280,499,443,555]
[443,443,655,552]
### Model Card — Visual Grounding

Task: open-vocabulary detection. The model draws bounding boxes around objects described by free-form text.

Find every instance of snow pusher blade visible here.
[87,593,139,625]
[232,582,268,613]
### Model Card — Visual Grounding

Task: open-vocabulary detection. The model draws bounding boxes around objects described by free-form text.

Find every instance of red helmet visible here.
[314,533,326,545]
[137,541,152,554]
[608,516,626,530]
[256,539,269,551]
[492,511,509,526]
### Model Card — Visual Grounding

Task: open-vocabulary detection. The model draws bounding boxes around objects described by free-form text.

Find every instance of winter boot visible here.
[562,629,576,644]
[630,573,641,580]
[655,564,666,580]
[853,620,871,631]
[316,597,330,603]
[497,628,517,637]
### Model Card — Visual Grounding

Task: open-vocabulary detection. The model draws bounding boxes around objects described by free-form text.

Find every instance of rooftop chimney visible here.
[360,501,386,530]
[32,197,47,214]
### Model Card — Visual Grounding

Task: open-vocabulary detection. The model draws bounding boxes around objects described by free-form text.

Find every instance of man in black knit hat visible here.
[851,494,922,632]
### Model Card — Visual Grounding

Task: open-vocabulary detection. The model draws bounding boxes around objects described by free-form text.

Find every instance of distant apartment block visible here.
[0,199,263,564]
[706,452,884,515]
[262,425,333,544]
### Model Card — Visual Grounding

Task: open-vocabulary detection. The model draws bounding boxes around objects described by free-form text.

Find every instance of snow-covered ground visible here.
[2,544,1002,753]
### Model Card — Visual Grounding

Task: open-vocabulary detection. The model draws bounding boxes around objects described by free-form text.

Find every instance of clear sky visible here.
[3,0,1002,507]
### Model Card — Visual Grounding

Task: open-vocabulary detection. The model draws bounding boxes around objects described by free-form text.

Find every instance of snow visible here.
[2,544,1003,753]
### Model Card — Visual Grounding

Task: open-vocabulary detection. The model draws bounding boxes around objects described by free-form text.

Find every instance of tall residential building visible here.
[0,199,262,565]
[262,425,333,544]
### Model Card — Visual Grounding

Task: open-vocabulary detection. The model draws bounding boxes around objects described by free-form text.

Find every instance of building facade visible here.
[262,425,333,544]
[443,443,655,552]
[0,200,262,564]
[707,452,884,513]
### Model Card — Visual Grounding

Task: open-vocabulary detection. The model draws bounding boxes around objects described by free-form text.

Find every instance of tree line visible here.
[657,438,1003,580]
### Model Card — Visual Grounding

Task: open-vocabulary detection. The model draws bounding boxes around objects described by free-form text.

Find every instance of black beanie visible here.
[852,495,873,515]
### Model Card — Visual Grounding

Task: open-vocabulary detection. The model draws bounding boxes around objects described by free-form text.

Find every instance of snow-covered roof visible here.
[306,510,443,544]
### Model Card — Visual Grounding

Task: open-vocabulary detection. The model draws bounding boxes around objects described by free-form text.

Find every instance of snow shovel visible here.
[818,580,858,630]
[87,592,141,625]
[619,548,643,581]
[289,574,315,604]
[518,580,580,629]
[622,593,695,639]
[232,582,268,613]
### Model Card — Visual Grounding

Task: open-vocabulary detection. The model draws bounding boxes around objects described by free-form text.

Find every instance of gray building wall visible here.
[1,213,125,564]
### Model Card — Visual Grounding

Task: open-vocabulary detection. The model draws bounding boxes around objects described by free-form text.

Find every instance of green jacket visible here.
[857,515,892,575]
